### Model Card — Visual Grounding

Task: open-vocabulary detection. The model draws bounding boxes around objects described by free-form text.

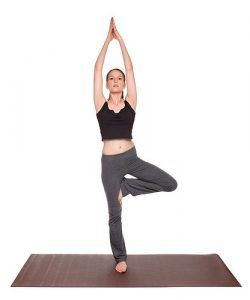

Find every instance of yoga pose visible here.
[94,17,178,273]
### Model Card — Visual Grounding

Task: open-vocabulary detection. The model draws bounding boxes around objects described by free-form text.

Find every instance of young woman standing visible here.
[94,17,178,273]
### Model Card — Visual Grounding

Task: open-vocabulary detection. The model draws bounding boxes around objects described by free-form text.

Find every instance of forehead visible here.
[108,71,123,77]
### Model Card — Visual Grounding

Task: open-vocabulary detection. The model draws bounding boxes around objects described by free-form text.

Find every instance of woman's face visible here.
[106,70,126,94]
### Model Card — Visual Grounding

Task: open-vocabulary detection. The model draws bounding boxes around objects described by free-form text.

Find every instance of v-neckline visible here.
[106,100,126,114]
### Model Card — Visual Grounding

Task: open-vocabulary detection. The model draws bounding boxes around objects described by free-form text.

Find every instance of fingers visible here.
[112,16,117,28]
[108,16,121,40]
[112,21,117,32]
[113,23,118,32]
[110,17,114,27]
[109,17,114,29]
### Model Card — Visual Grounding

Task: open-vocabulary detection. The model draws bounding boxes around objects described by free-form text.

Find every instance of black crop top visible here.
[96,99,136,141]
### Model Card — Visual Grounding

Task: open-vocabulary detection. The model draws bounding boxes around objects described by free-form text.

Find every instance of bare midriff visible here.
[102,139,135,155]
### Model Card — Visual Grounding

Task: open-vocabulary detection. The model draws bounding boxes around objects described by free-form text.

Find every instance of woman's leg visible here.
[120,156,178,197]
[101,159,127,264]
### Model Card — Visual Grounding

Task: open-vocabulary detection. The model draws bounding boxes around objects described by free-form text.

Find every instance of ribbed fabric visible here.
[96,99,135,141]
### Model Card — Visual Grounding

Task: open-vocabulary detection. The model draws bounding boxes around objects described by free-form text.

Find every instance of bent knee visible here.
[163,178,178,192]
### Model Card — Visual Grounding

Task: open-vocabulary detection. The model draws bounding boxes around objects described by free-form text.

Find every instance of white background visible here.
[0,0,249,299]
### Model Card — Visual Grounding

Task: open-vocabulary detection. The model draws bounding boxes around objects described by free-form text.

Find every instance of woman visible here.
[94,17,178,273]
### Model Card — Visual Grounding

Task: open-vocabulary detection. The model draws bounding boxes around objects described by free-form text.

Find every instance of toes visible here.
[116,267,123,273]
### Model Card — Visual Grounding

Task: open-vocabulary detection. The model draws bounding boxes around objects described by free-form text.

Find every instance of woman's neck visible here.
[108,95,123,105]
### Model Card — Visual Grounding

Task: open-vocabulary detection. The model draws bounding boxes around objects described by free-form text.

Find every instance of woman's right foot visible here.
[115,261,127,273]
[118,188,123,205]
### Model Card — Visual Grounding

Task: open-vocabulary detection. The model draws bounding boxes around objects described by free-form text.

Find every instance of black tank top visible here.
[96,99,136,141]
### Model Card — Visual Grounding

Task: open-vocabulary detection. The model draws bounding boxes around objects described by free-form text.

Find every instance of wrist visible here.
[105,37,110,44]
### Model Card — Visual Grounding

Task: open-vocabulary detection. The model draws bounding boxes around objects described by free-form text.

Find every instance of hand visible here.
[106,17,114,43]
[106,17,115,43]
[112,17,123,42]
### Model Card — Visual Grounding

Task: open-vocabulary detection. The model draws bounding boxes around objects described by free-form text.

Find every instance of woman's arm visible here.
[113,19,137,109]
[94,38,109,71]
[119,39,137,108]
[93,38,109,107]
[119,38,133,71]
[93,18,114,110]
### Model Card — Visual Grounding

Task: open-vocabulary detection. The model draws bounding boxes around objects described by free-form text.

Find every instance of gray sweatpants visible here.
[101,145,177,264]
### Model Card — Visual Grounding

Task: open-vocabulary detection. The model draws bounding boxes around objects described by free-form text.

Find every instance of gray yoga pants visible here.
[101,145,178,264]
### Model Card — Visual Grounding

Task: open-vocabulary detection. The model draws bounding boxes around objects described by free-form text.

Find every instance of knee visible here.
[163,178,178,192]
[171,179,178,191]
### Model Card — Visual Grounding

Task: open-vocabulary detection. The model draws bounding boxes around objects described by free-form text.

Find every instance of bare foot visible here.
[115,261,127,273]
[118,188,123,205]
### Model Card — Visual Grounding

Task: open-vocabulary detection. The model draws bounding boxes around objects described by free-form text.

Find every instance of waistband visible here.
[102,145,137,159]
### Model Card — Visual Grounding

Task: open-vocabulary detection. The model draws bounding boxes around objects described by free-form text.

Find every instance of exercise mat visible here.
[11,253,241,287]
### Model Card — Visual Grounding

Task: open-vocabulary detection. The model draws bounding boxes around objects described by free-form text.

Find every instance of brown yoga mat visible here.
[11,253,241,287]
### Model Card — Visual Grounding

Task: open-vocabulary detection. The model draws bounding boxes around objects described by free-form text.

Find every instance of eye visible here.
[119,78,122,80]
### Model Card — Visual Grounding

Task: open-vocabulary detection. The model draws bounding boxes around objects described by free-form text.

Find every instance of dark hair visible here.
[106,68,126,100]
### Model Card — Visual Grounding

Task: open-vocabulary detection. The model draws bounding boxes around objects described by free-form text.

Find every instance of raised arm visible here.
[112,19,137,110]
[93,18,114,112]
